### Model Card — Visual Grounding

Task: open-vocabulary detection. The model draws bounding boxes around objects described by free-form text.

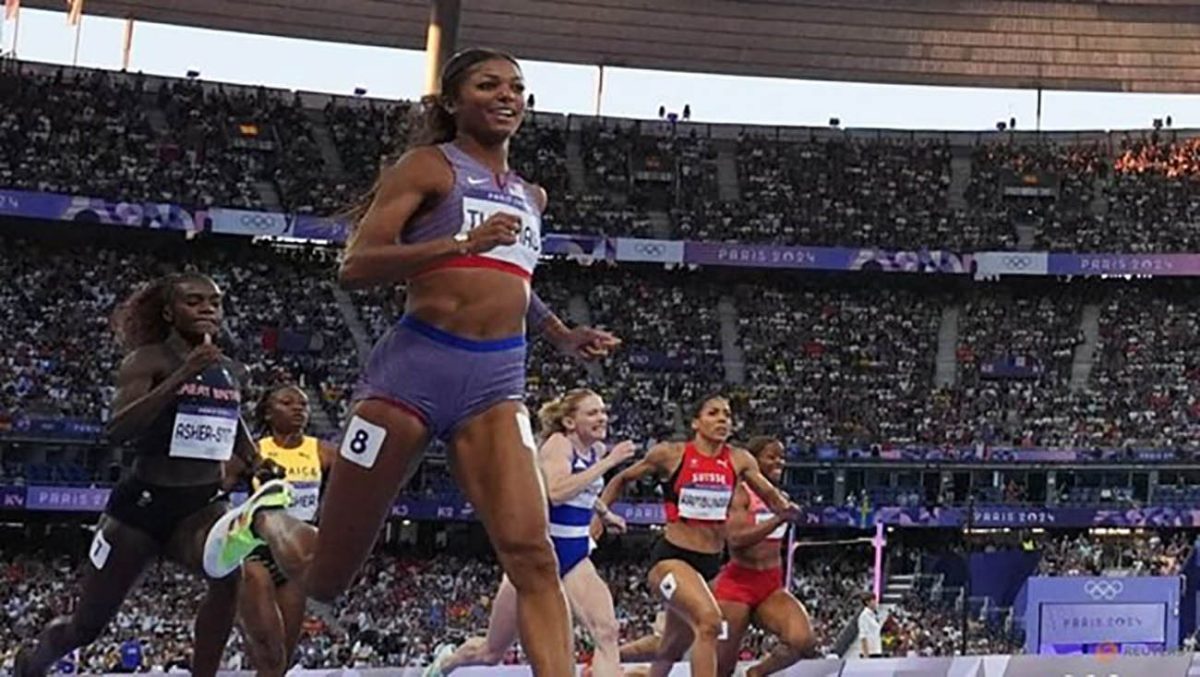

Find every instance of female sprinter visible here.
[15,273,290,677]
[237,385,335,675]
[713,436,815,677]
[205,48,619,677]
[425,389,634,677]
[597,395,800,677]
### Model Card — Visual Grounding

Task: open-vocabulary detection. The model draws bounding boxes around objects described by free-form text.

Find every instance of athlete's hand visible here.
[606,440,637,467]
[779,501,803,522]
[551,325,621,361]
[465,213,521,253]
[589,514,604,541]
[182,333,222,378]
[601,510,627,535]
[252,457,288,489]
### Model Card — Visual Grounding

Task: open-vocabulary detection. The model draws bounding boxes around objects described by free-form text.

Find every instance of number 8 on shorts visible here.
[339,416,387,469]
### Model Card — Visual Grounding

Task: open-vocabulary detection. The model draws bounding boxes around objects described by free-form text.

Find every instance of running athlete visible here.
[14,273,291,677]
[205,48,619,676]
[237,385,335,675]
[598,396,800,677]
[713,436,815,677]
[425,389,633,677]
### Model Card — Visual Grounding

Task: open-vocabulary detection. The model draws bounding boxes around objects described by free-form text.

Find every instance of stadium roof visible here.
[27,0,1200,94]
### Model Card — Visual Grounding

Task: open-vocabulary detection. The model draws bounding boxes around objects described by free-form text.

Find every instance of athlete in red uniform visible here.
[713,436,815,677]
[598,396,799,677]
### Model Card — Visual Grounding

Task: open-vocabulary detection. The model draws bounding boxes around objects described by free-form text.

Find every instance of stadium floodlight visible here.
[186,70,200,79]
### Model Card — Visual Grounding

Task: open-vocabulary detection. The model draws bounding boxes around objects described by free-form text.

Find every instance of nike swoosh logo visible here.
[467,177,488,185]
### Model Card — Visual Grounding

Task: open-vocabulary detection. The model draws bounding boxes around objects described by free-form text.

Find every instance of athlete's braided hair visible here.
[110,273,214,352]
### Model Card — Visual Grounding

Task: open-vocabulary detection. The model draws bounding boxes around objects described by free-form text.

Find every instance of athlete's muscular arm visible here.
[539,434,636,505]
[598,443,675,508]
[593,443,673,539]
[107,348,195,444]
[525,186,557,334]
[337,149,461,289]
[725,484,787,549]
[732,447,800,519]
[317,440,337,474]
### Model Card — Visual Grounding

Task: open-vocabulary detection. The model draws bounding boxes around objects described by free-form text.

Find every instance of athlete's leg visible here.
[746,590,815,677]
[16,516,157,676]
[449,401,572,676]
[170,501,242,677]
[619,633,662,663]
[622,610,665,662]
[715,601,753,677]
[236,561,286,676]
[647,561,723,677]
[647,609,694,677]
[249,515,318,587]
[275,577,308,667]
[438,575,520,673]
[563,559,621,677]
[274,400,428,602]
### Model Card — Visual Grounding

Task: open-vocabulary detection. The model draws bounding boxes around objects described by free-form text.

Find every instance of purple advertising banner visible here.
[1040,603,1166,645]
[0,188,69,218]
[11,487,1200,528]
[0,485,24,509]
[1024,576,1180,654]
[542,233,613,263]
[25,486,111,512]
[813,445,1177,464]
[290,213,350,243]
[0,416,104,441]
[0,188,204,232]
[683,242,973,273]
[1050,253,1200,277]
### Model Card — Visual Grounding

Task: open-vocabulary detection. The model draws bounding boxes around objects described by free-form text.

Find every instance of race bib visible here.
[169,404,238,461]
[460,191,541,273]
[678,486,732,521]
[288,483,320,522]
[756,512,789,540]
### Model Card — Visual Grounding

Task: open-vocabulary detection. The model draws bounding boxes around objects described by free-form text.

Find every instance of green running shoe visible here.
[203,479,293,579]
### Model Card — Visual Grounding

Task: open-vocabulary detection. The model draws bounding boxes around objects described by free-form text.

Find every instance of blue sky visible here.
[4,7,1200,131]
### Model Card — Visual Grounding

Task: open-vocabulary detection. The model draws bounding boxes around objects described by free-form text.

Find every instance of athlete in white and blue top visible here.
[426,389,637,677]
[548,435,605,574]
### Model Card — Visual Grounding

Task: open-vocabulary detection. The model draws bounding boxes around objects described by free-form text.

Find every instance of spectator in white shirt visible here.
[856,592,883,658]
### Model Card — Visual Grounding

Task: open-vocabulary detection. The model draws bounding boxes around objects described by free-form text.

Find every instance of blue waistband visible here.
[399,315,526,352]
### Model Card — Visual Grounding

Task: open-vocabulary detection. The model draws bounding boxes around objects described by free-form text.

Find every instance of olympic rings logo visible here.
[238,213,282,230]
[1083,579,1124,600]
[635,243,666,256]
[1003,256,1033,270]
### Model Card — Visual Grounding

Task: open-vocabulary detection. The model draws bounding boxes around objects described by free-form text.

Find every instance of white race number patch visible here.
[339,416,387,469]
[659,572,677,600]
[89,528,112,570]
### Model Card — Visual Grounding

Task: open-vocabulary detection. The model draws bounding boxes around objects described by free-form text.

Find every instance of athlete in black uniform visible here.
[14,273,291,677]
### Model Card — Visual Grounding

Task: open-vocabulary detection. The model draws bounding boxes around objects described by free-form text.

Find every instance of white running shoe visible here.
[422,643,456,677]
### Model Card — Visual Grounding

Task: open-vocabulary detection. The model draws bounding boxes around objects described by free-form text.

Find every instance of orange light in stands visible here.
[239,123,259,137]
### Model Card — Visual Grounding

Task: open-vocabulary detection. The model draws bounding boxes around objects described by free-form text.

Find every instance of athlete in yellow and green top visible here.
[239,384,335,676]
